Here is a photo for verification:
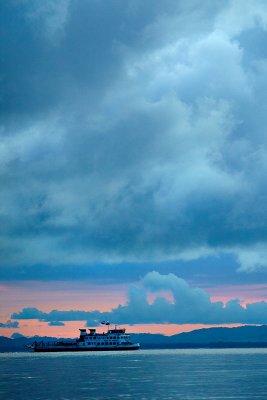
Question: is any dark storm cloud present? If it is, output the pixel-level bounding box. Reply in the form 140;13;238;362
1;1;267;272
2;256;267;288
10;272;267;325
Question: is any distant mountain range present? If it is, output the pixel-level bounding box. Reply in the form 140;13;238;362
131;325;267;348
1;325;267;352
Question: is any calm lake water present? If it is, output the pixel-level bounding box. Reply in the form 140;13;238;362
1;349;267;399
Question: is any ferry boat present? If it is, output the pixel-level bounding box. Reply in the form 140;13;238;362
29;323;140;352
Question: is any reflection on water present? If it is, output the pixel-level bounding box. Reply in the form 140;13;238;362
0;349;267;399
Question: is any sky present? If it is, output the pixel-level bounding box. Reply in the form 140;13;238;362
1;0;267;338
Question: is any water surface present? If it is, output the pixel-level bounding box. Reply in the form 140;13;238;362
1;348;267;399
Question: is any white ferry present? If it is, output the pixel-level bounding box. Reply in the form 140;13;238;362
30;323;140;352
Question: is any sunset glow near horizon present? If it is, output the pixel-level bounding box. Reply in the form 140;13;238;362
1;277;267;338
2;1;267;339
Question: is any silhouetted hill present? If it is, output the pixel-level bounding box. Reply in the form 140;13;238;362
132;325;267;348
0;335;58;352
1;325;267;352
172;325;267;343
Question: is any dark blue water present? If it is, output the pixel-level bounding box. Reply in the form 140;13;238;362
1;349;267;399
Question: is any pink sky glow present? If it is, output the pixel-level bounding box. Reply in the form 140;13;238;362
1;279;266;338
0;320;245;339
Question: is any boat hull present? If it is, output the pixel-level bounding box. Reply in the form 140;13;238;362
34;345;140;352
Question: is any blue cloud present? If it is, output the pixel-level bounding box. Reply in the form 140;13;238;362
10;272;267;325
0;320;19;328
48;321;65;326
1;255;267;286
